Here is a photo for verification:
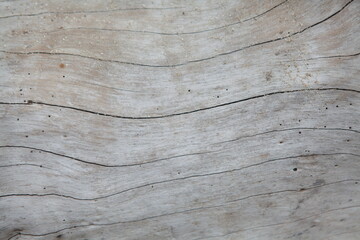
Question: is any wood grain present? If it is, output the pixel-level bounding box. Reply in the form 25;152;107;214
0;0;359;239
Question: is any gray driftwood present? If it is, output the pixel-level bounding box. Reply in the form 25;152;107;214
0;0;359;239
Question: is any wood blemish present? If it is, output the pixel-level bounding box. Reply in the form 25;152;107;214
265;72;272;81
313;179;325;186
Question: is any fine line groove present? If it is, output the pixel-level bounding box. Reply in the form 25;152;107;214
213;127;360;146
43;0;289;36
0;6;182;19
10;181;360;238
0;145;114;168
194;204;360;240
0;0;353;68
0;145;216;168
0;127;358;169
0;163;50;169
0;88;359;119
288;52;360;62
1;153;359;201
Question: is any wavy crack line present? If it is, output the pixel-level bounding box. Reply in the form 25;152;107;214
0;0;353;68
0;7;182;20
213;127;359;145
0;145;216;168
1;88;359;119
42;0;289;36
0;127;358;169
10;181;360;238
1;153;359;201
0;163;50;169
288;52;360;62
0;145;114;168
195;204;360;240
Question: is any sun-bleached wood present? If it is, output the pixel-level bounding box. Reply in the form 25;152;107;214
0;0;359;239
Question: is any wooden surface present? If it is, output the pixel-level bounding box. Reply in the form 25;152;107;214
0;0;360;239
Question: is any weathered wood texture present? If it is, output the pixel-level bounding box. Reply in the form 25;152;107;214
0;0;360;239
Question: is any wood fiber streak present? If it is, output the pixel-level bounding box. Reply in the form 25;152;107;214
0;0;359;240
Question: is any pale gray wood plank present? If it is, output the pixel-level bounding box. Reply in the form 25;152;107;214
0;0;359;239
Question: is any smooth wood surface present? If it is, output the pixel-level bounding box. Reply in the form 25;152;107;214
0;0;359;239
